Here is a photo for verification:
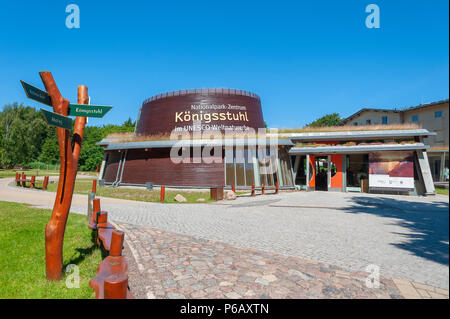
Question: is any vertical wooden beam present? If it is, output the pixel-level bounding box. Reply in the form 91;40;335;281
40;71;87;280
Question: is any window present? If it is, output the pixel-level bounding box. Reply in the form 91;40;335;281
353;122;358;126
366;119;371;125
411;115;419;122
381;116;388;124
435;111;443;118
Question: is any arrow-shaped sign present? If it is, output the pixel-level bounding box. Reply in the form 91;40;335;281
21;80;52;106
69;104;113;118
41;109;72;130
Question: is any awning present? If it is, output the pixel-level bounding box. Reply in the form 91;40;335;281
288;143;429;155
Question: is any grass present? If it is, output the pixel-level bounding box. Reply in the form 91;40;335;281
0;169;96;179
0;169;60;179
105;131;291;143
46;179;215;203
436;187;449;196
0;201;102;299
275;123;422;133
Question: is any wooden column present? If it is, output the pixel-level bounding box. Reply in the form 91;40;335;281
41;71;87;280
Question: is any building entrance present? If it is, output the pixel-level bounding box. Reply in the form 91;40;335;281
315;156;329;191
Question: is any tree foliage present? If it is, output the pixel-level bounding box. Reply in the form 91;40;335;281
0;103;47;167
0;104;135;170
306;113;343;127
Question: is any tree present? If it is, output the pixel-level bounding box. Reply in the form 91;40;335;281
306;113;343;127
0;103;136;169
79;143;103;171
39;132;59;164
0;103;47;167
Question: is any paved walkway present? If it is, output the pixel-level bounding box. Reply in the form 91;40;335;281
1;177;449;297
0;176;144;207
115;221;448;299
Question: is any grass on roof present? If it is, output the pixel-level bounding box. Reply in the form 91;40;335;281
105;131;291;143
274;123;422;133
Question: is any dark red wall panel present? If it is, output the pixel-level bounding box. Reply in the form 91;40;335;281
104;149;225;187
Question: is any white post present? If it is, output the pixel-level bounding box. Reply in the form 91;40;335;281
416;150;436;195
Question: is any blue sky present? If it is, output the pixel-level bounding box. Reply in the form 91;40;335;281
0;0;448;128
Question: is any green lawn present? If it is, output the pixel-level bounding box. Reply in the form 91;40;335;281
0;201;102;299
436;187;449;196
0;169;60;179
46;179;215;203
0;169;97;179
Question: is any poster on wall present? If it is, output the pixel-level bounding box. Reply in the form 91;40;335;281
369;152;415;191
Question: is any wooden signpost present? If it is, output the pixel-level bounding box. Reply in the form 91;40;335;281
21;72;113;280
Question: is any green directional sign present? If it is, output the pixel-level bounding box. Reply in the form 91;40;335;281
21;80;52;106
41;109;72;130
69;104;113;118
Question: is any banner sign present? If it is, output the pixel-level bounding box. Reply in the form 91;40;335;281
369;151;415;191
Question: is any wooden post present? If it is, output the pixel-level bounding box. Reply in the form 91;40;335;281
30;176;36;189
104;273;128;299
97;211;108;225
41;72;88;280
160;186;165;202
93;198;101;213
15;173;20;186
21;172;26;187
42;176;49;190
210;187;224;201
92;179;97;194
109;230;124;257
251;184;255;196
275;182;279;194
262;184;265;195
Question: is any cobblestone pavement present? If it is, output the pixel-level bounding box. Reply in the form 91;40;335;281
114;222;449;299
68;191;449;289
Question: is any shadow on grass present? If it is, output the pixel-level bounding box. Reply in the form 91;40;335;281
63;232;100;268
344;196;449;266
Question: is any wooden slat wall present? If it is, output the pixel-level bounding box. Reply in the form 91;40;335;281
102;152;122;182
104;148;225;187
137;93;265;135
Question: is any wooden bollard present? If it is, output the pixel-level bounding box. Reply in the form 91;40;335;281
15;173;20;186
42;176;49;190
110;230;125;257
97;211;108;225
104;273;128;299
275;182;279;194
21;172;26;187
160;186;165;202
251;184;255;196
92;179;97;194
93;198;101;215
261;184;265;195
30;176;36;189
232;184;236;193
